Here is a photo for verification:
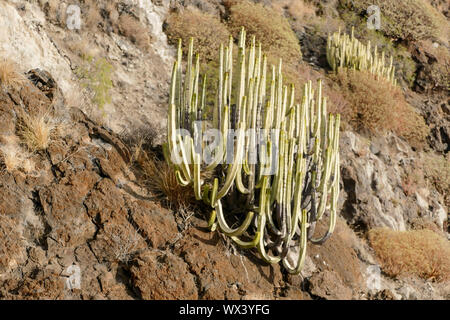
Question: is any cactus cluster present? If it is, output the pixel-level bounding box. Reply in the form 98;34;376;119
327;27;397;85
165;28;341;274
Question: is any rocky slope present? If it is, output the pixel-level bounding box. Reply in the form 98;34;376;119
0;0;448;300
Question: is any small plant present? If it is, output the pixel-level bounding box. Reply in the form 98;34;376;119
423;152;450;208
334;68;429;148
16;111;56;152
165;9;230;62
0;58;26;91
118;14;152;51
368;228;450;282
103;223;142;264
327;28;396;85
227;0;302;65
338;0;447;42
0;140;34;173
75;56;113;112
135;148;196;211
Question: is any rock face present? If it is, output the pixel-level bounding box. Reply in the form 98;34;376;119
0;0;448;300
339;130;447;233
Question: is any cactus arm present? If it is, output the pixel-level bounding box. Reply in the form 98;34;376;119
282;209;308;274
215;200;255;237
208;210;218;232
175;170;190;186
192;140;202;200
216;127;245;200
210;178;219;208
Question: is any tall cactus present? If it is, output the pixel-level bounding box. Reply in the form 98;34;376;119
165;28;341;274
327;27;397;85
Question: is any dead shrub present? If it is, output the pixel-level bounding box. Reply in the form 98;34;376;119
0;58;26;91
368;228;450;282
135;148;196;211
338;0;448;42
0;138;34;174
423;152;450;208
271;0;317;23
82;0;102;30
102;222;142;263
118;14;152;51
165;9;230;61
227;0;302;65
333;69;429;148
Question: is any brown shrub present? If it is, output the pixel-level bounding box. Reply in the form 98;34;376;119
82;0;102;30
333;69;429;148
339;0;448;42
165;9;230;61
401;167;426;197
134;148;196;211
415;40;450;92
118;14;152;51
368;228;450;282
271;0;317;23
227;0;302;65
423;152;450;208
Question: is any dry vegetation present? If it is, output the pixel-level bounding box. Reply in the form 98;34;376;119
0;58;26;91
338;0;448;42
133;146;196;212
368;228;450;282
333;69;429;148
16;111;56;152
118;14;152;51
0;137;34;174
165;9;230;61
415;40;450;91
226;0;302;65
271;0;317;23
423;152;450;208
102;222;142;263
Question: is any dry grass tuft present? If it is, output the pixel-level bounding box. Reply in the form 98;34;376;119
333;69;429;148
134;147;196;211
118;14;152;51
165;9;230;61
0;136;34;174
0;58;26;91
368;228;450;282
17;112;56;152
227;0;302;65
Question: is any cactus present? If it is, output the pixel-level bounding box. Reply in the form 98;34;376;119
327;27;397;85
165;28;341;274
